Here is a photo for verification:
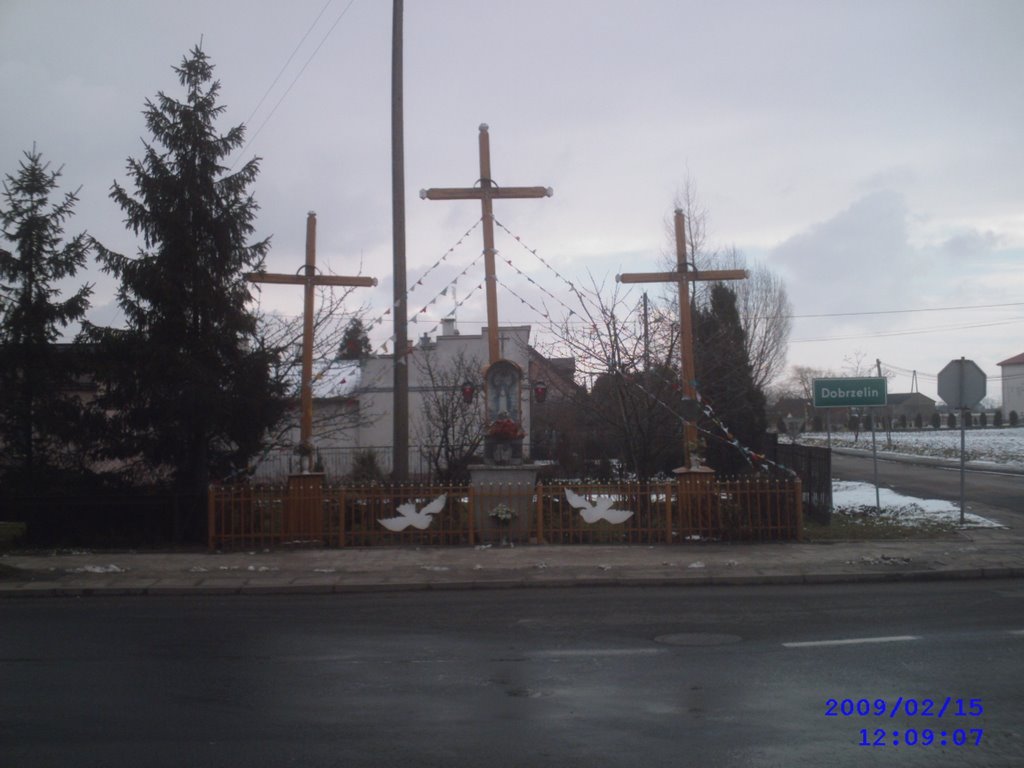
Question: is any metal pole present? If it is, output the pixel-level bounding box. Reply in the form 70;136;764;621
642;291;650;372
300;213;317;472
391;0;409;480
959;357;966;525
870;410;880;513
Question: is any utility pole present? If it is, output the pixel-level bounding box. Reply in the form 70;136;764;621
642;292;650;372
391;0;409;480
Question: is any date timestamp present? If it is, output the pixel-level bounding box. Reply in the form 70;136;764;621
859;729;983;747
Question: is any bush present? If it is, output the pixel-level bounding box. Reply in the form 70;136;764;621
1011;411;1020;427
931;412;941;429
947;412;957;429
994;409;1004;427
347;449;386;483
914;413;924;429
979;411;988;427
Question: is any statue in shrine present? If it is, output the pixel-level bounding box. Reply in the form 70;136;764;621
483;360;524;465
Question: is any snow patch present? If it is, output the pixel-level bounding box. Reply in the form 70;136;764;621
67;564;126;574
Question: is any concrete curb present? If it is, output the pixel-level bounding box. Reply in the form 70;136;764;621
2;565;1022;598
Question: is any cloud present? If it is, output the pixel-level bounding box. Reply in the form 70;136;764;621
770;190;917;309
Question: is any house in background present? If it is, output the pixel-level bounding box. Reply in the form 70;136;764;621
998;352;1024;417
884;392;936;426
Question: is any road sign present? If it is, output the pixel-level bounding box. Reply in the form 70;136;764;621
937;358;986;409
812;377;888;408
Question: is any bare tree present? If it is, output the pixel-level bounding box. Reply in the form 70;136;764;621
662;180;792;391
413;348;486;483
735;259;793;391
537;273;686;477
255;283;376;451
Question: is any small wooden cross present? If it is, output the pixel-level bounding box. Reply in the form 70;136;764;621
247;212;377;471
420;123;552;364
617;209;747;467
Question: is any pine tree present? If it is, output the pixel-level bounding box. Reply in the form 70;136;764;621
338;318;372;361
88;46;284;531
693;283;767;474
0;147;93;485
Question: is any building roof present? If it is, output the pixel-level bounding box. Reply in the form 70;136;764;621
997;352;1024;367
887;392;935;405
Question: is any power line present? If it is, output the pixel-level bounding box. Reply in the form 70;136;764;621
790;317;1024;343
788;301;1024;320
232;0;358;167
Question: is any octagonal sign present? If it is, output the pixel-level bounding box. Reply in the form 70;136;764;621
937;358;986;409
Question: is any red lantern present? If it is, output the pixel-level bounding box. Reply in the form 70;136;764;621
533;380;548;403
460;381;476;404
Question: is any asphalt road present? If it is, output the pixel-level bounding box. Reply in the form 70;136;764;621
831;452;1024;517
3;582;1023;767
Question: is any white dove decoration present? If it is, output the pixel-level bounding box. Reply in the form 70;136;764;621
564;488;634;525
378;494;447;532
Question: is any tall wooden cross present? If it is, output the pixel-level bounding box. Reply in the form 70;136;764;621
247;212;377;471
617;209;747;468
420;123;553;364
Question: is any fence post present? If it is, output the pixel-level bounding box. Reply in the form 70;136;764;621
535;481;544;544
794;478;804;541
207;485;216;551
467;484;475;545
338;487;346;547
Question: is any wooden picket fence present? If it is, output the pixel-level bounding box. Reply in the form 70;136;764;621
208;475;802;550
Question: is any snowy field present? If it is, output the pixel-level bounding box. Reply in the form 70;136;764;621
801;427;1024;470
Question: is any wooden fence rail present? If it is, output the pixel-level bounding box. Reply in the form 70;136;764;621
208;477;802;550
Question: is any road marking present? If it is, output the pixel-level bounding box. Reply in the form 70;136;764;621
536;648;666;658
783;635;920;648
1009;630;1024;636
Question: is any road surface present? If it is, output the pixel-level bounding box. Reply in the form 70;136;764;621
3;583;1023;767
831;452;1023;518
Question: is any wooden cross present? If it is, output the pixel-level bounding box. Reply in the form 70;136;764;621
246;212;377;471
616;209;747;468
420;123;552;364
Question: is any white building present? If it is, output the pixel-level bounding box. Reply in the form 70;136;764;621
997;352;1024;417
356;319;535;463
254;319;540;479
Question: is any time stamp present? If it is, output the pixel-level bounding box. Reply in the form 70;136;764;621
825;697;985;748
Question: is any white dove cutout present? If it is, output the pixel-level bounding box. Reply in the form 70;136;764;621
564;488;634;525
378;494;447;532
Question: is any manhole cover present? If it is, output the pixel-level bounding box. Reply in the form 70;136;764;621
654;633;742;647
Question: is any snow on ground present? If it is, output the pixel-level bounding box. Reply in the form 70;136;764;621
832;481;1003;529
802;426;1024;469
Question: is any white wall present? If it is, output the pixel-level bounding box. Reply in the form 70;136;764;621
1002;362;1024;416
355;324;534;452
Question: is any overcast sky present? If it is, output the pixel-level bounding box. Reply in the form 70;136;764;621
2;0;1022;403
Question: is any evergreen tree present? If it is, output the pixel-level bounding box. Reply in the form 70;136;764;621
338;318;372;361
0;147;92;485
693;283;767;474
87;46;284;531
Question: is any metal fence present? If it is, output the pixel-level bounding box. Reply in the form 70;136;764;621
208;476;802;549
248;446;448;483
765;439;833;524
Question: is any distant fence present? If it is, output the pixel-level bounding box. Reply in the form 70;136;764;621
208;476;802;550
2;491;203;547
248;446;447;483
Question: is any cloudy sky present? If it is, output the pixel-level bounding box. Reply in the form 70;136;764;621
2;0;1022;404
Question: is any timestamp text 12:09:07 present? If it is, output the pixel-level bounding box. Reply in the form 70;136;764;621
859;729;983;747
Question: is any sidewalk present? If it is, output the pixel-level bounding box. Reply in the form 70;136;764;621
2;507;1022;597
